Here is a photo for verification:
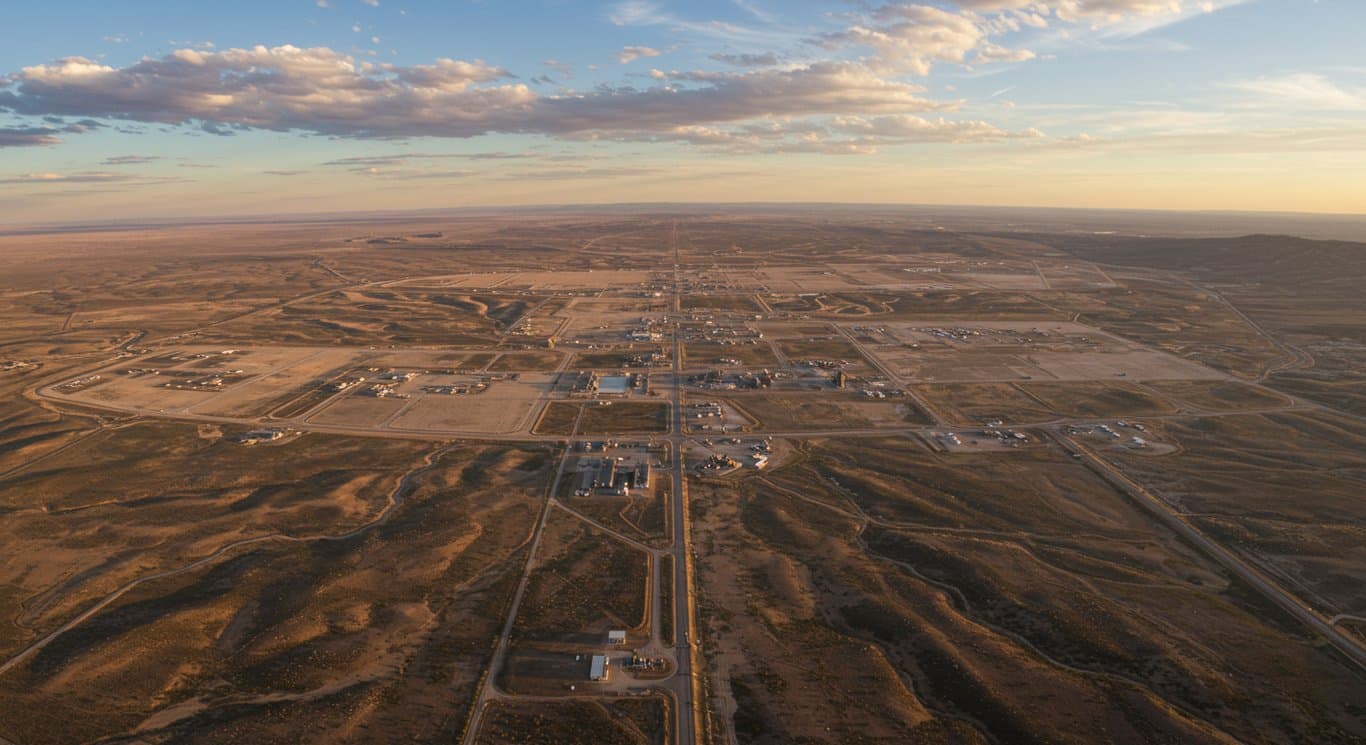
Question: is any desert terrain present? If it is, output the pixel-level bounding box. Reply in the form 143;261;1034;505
0;210;1362;744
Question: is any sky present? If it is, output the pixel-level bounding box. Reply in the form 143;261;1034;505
2;0;1364;224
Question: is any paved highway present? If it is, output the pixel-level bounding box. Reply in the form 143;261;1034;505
1059;431;1366;671
666;220;701;745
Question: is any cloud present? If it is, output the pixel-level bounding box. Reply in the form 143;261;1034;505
0;46;954;142
0;171;131;185
263;169;308;176
975;43;1036;64
321;151;539;167
550;62;951;134
568;111;1042;155
0;47;524;138
733;0;778;24
101;154;161;165
952;0;1198;24
1043;126;1366;153
609;1;664;27
831;114;1044;142
353;167;472;180
619;46;663;64
544;59;574;79
824;1;1241;75
1229;73;1366;111
0;126;62;148
708;52;779;68
0;116;102;148
823;5;1014;76
492;166;663;181
0;169;194;193
608;0;796;46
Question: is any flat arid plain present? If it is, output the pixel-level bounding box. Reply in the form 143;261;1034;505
0;210;1363;744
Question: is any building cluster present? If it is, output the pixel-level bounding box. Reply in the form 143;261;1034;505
984;423;1031;445
624;350;670;368
506;320;544;338
687;401;725;420
699;437;774;468
325;378;363;393
362;383;406;399
699;453;742;473
628;319;666;342
625;649;668;672
574;457;652;497
858;384;909;399
422;380;489;395
1067;421;1150;449
908;325;1100;351
58;374;103;392
932;424;1032;449
0;360;37;373
570;372;643;398
690;369;774;391
571;371;599;396
162;369;245;391
236;428;285;445
682;315;765;345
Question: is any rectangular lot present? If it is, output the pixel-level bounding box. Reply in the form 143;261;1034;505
51;346;357;417
395;270;660;292
389;375;554;434
47;346;557;436
856;321;1224;383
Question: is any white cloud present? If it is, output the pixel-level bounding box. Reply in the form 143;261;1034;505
824;4;1035;76
609;1;664;27
1230;73;1366;112
0;170;130;184
830;114;1045;143
619;45;662;64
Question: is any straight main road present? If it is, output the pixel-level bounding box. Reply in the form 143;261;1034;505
667;220;701;745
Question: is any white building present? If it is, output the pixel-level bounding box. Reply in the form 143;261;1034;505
590;655;610;681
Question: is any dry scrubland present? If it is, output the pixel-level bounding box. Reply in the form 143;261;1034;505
0;436;554;743
692;437;1364;744
0;212;1363;744
500;508;650;696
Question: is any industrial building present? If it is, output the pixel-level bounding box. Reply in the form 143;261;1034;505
598;375;632;396
237;429;285;445
589;655;610;681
